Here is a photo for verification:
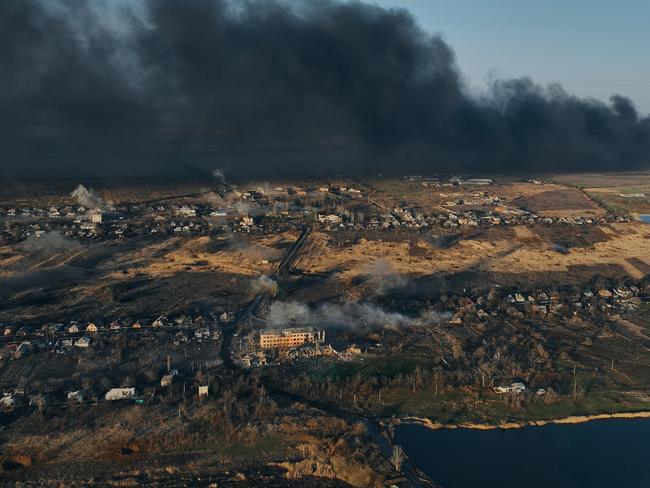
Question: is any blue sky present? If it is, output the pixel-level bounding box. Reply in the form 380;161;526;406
366;0;650;114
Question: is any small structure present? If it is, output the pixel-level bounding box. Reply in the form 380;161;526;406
345;344;362;355
160;374;176;387
67;390;85;403
105;388;136;401
0;395;16;411
198;385;209;398
86;323;98;333
75;336;91;348
494;382;527;394
598;289;613;298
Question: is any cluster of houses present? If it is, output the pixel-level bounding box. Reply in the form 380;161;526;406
1;176;639;245
1;312;230;361
313;200;631;233
441;284;645;326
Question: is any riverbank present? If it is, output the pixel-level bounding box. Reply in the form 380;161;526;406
392;410;650;431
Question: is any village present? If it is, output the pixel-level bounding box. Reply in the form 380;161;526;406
0;176;635;247
1;174;649;486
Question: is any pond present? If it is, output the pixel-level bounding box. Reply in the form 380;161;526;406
395;419;650;488
639;215;650;223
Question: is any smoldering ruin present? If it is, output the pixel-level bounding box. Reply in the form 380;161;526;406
1;0;649;180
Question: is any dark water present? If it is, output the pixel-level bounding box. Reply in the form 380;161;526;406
396;420;650;488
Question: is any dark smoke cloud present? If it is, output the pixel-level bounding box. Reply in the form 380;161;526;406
1;0;649;180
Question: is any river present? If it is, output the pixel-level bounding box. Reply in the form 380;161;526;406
395;419;650;488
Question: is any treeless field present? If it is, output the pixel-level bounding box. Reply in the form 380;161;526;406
506;185;604;217
552;171;650;188
296;223;650;282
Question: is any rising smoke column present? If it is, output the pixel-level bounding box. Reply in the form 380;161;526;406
0;0;649;179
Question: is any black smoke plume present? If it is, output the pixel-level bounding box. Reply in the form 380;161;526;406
1;0;649;180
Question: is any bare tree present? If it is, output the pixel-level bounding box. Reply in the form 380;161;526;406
391;445;406;472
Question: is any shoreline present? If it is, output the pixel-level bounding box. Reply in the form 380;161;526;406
391;411;650;431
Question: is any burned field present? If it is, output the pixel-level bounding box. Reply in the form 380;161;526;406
1;176;650;486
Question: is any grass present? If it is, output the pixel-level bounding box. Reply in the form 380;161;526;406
307;356;437;382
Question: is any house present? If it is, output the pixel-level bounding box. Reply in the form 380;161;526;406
86;323;98;333
67;390;85;403
160;372;176;387
198;385;209;398
494;382;527;394
0;395;16;411
75;336;91;348
534;305;548;315
132;322;142;329
598;289;613;298
68;324;80;333
344;344;362;355
318;214;342;224
105;388;136;401
449;313;463;325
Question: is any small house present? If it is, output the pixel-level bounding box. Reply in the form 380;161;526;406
75;337;91;348
160;374;175;387
105;388;136;401
67;390;85;403
598;289;613;298
86;323;98;333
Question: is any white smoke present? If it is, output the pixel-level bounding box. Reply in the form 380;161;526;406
256;182;272;194
212;168;226;183
202;189;223;205
266;300;444;330
71;184;104;209
360;259;410;295
233;201;267;217
252;275;278;296
20;231;82;256
268;301;310;325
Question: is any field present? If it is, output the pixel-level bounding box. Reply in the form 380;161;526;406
0;231;296;324
295;222;650;289
553;171;650;216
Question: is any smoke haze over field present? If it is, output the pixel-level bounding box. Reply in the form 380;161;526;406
1;0;649;180
267;300;451;330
